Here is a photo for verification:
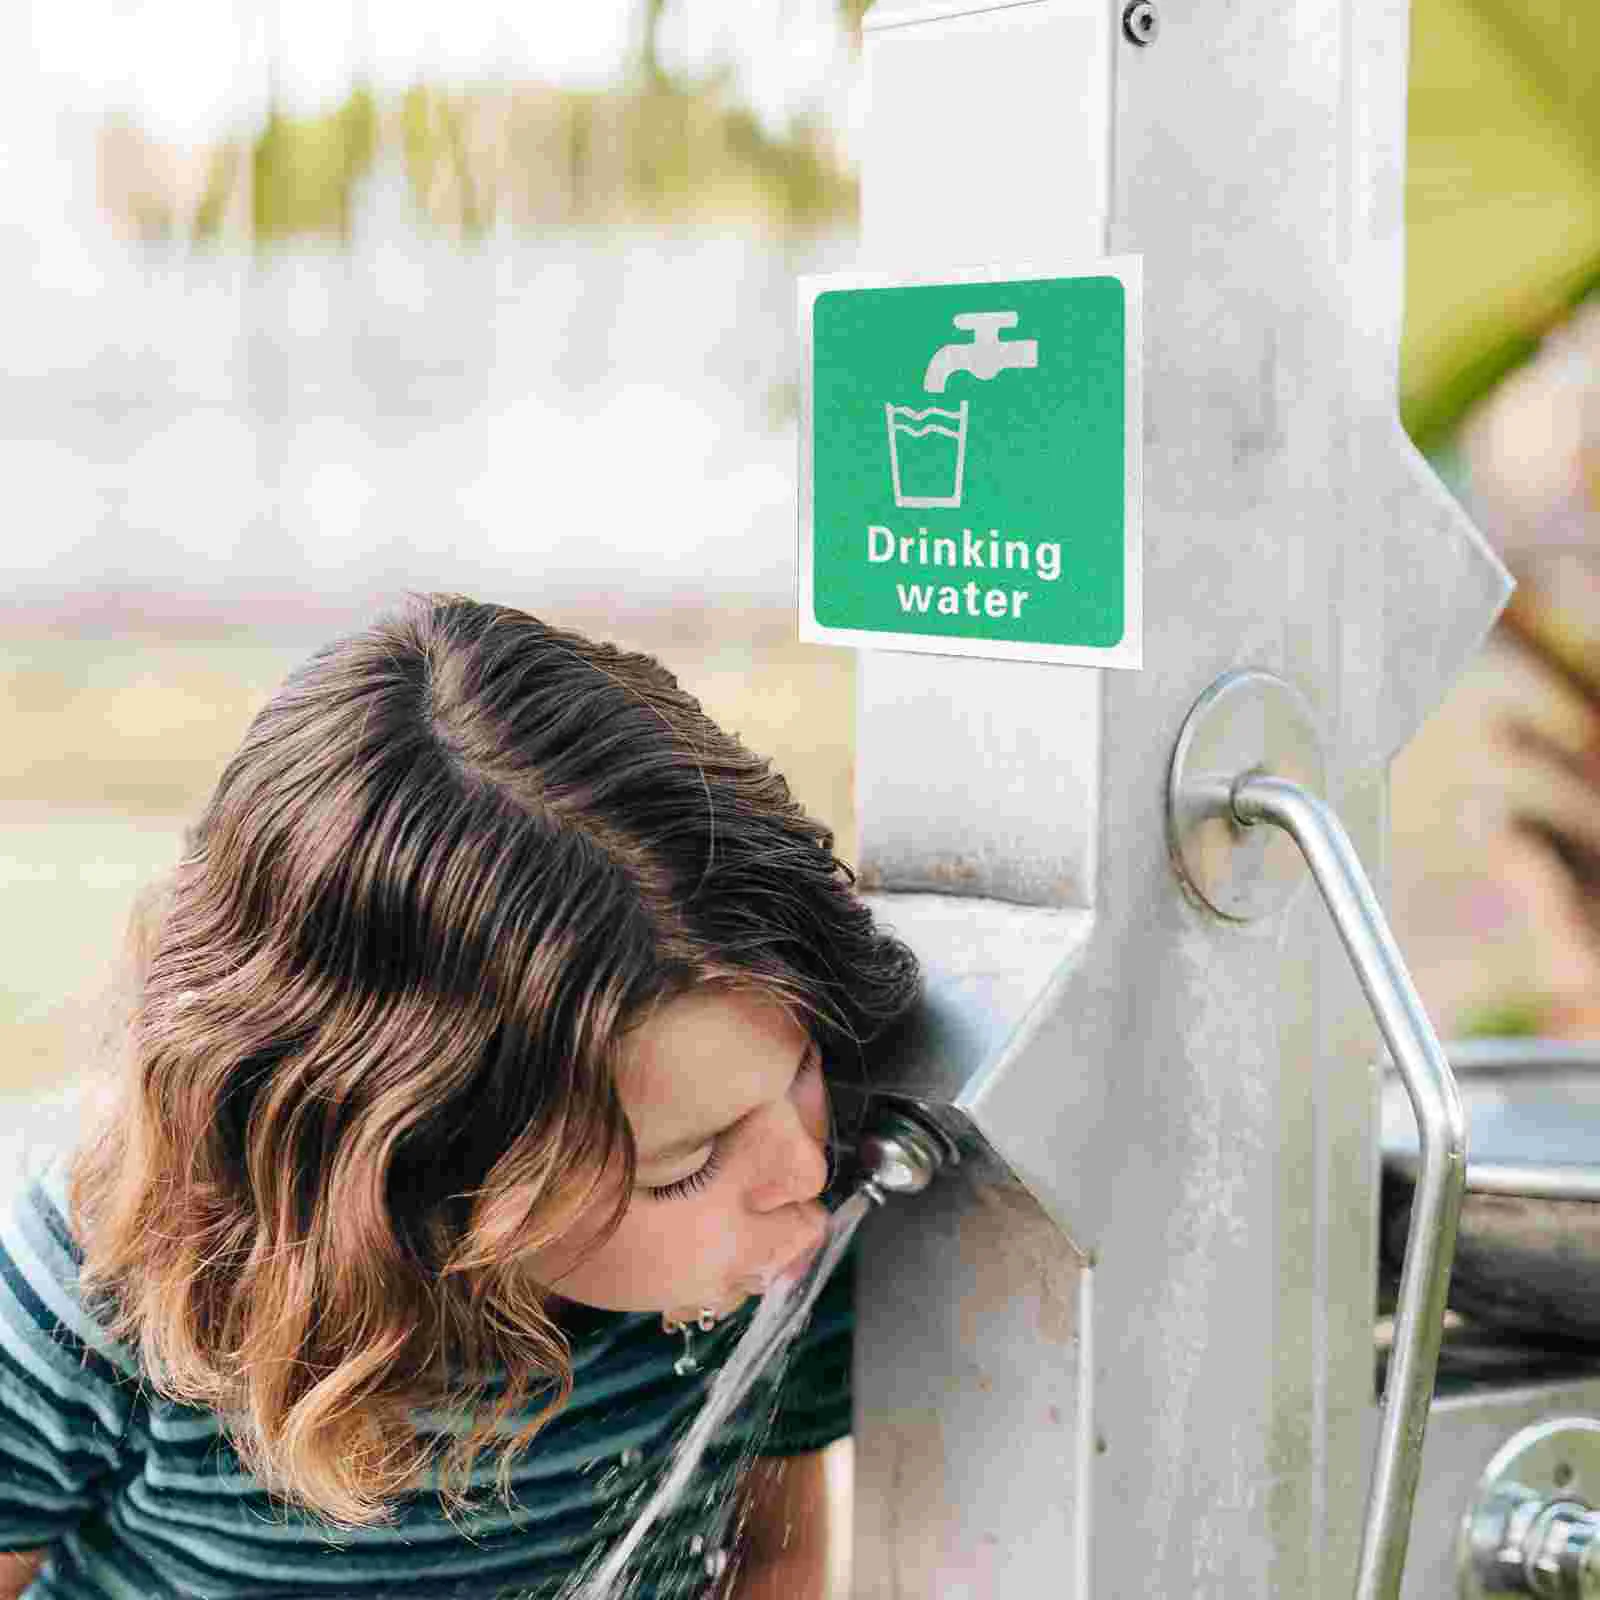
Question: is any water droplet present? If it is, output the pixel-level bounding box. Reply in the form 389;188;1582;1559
689;1534;705;1556
703;1547;729;1579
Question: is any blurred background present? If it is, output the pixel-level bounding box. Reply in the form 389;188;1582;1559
2;0;1599;1147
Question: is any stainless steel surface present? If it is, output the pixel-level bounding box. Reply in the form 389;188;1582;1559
822;892;1097;1200
1380;1043;1600;1340
1394;1165;1600;1204
1384;1043;1600;1200
1167;669;1327;922
1436;1042;1600;1073
1228;768;1468;1600
851;1153;1095;1597
1457;1419;1600;1598
846;0;1513;1593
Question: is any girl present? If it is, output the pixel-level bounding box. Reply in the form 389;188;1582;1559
0;593;923;1599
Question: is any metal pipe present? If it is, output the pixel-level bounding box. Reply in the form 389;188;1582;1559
1230;771;1468;1600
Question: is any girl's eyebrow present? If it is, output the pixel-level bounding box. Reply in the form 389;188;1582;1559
639;1041;818;1164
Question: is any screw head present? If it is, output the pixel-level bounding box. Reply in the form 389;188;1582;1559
1122;1;1159;44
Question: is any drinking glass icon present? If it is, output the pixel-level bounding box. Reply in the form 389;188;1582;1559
885;401;969;509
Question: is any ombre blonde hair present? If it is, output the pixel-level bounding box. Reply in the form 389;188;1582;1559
65;592;922;1533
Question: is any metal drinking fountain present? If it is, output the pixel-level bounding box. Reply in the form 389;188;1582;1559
816;0;1518;1595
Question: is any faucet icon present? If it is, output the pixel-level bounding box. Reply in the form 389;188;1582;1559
923;311;1039;394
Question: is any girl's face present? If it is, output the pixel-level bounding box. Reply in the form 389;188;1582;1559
523;987;833;1323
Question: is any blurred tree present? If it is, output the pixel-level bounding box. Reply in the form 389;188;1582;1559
251;86;379;244
105;0;863;246
400;86;495;237
193;145;242;243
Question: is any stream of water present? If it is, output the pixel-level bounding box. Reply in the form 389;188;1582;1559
559;1186;876;1600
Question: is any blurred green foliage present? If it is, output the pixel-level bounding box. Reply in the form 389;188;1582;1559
166;75;856;245
145;1;861;246
251;87;380;243
1456;999;1546;1039
1400;0;1600;454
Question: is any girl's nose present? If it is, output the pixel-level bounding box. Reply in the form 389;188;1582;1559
748;1106;830;1212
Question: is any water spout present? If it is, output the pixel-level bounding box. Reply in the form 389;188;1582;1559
854;1104;957;1206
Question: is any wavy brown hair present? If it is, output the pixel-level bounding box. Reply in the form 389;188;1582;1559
65;591;923;1532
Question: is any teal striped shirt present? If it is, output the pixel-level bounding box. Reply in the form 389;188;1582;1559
0;1149;855;1599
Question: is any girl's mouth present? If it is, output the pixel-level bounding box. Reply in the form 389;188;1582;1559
768;1236;824;1290
740;1212;831;1293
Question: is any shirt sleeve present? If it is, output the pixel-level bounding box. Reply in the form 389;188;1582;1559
0;1150;138;1552
756;1229;857;1458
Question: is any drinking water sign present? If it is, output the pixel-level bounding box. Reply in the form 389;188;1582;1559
797;258;1142;669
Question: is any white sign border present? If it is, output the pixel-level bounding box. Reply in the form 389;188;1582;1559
797;254;1143;670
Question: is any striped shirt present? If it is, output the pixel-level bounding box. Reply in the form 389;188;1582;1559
0;1149;855;1599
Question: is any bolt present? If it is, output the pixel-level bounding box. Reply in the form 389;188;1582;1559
1122;1;1159;45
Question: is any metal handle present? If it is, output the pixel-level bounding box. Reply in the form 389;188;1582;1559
1229;771;1468;1600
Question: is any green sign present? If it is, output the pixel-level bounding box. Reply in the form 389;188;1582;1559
798;259;1141;669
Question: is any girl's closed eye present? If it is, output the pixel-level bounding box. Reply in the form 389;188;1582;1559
641;1144;725;1202
638;1048;821;1203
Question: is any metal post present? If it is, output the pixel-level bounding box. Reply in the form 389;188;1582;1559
839;1;1513;1594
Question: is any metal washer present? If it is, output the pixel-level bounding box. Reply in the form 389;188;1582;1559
1166;668;1328;922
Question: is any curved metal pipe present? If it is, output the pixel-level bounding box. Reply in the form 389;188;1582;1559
1230;771;1468;1600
